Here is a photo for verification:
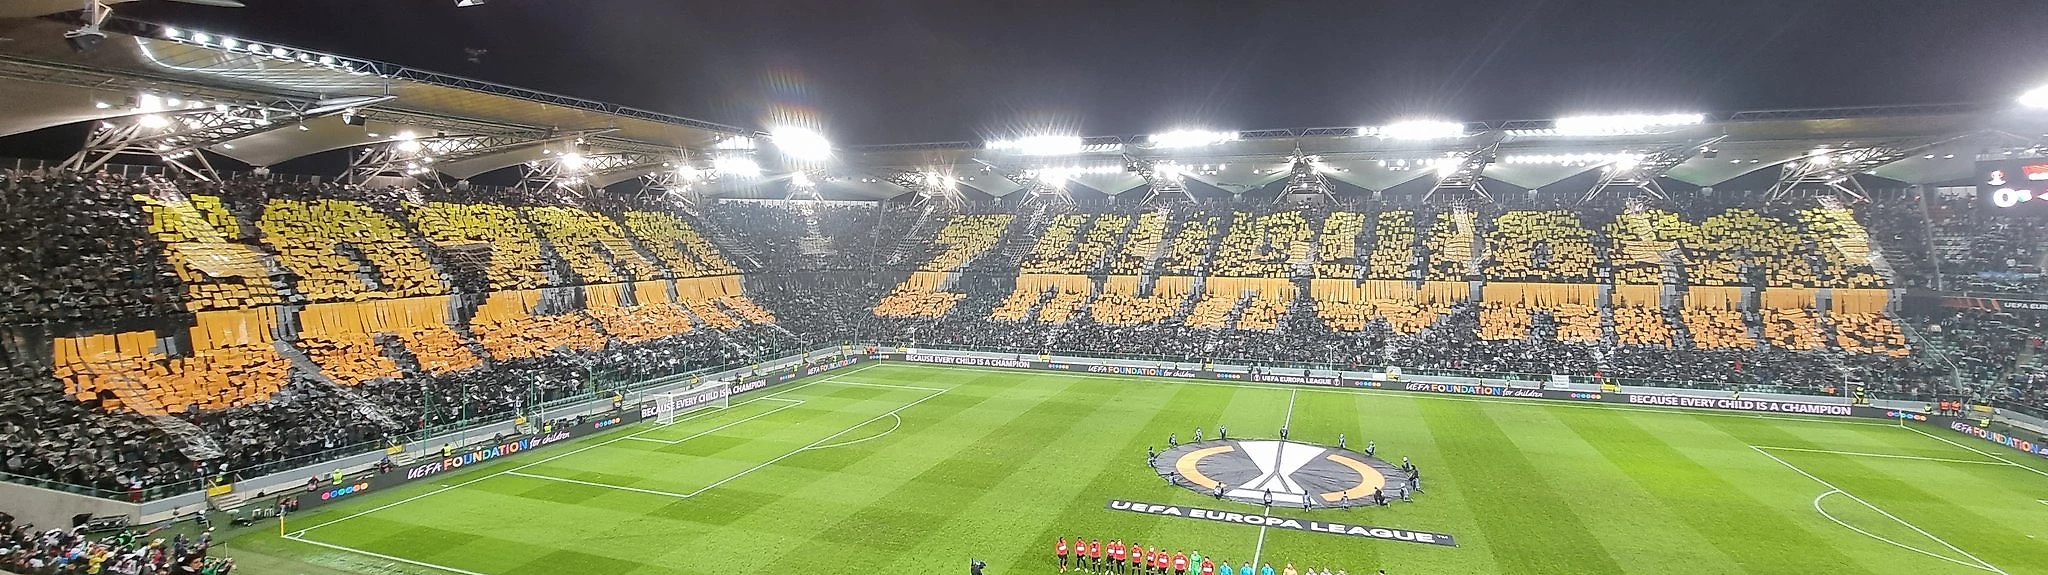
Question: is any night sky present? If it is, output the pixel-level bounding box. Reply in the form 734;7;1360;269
102;0;2048;146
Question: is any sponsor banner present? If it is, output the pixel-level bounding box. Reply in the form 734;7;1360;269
1949;420;2048;459
1621;394;1855;416
1402;382;1543;398
882;351;1914;420
204;483;233;497
1883;409;1931;423
1252;373;1348;386
406;430;576;480
1104;500;1456;547
1083;364;1208;379
903;353;1034;368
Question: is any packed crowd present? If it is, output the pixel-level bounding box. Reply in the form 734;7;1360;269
5;167;2048;504
0;172;801;499
0;512;231;575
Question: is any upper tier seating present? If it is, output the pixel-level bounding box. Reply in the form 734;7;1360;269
12;183;2041;501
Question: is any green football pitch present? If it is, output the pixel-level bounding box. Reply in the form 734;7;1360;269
222;361;2048;575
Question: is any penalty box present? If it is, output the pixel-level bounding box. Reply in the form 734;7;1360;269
487;379;946;500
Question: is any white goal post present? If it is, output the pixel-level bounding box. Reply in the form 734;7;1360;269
650;379;734;425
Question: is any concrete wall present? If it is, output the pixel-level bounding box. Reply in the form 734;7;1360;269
0;479;139;533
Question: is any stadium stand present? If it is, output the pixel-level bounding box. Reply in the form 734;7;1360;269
9;169;2048;504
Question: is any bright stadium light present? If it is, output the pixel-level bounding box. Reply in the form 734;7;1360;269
713;156;762;178
2020;85;2048;109
988;135;1086;156
770;127;833;161
1551;113;1704;136
1365;120;1465;140
1148;129;1239;149
560;152;587;170
1501;152;1642;166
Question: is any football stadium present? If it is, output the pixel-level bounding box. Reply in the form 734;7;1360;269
0;2;2046;574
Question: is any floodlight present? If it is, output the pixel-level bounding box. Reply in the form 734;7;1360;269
1432;157;1462;177
560;153;587;170
1368;120;1465;140
989;135;1085;156
1552;113;1704;136
162;28;182;39
2020;85;2048;109
713;156;761;178
1148;129;1239;148
138;115;170;129
770;127;833;161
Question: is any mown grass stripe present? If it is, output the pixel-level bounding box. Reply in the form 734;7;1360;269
1559;408;1866;574
1417;399;1628;575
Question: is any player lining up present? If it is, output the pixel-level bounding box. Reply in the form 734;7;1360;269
1052;537;1370;575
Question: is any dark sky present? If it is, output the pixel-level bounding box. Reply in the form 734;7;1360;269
118;0;2048;146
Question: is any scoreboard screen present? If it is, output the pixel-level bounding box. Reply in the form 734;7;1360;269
1980;158;2048;212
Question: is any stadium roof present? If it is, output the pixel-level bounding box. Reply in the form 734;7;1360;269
4;13;2047;201
0;15;755;186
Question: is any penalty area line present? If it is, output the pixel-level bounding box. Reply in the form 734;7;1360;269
1895;423;2048;480
1753;446;2008;575
633;400;806;445
282;532;485;575
502;471;692;499
806;412;902;451
1811;490;2000;573
1750;446;2011;466
685;387;948;497
283;361;886;535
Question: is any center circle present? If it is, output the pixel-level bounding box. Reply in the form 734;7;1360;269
1151;439;1412;508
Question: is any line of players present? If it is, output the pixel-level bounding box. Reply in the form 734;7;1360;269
1054;537;1379;575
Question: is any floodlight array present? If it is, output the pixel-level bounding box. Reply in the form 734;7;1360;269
1500;152;1644;166
159;27;372;76
770;127;833;161
712;156;762;178
1146;129;1240;149
1022;164;1120;183
1360;120;1466;140
987;135;1087;156
2021;86;2048;109
1508;113;1705;137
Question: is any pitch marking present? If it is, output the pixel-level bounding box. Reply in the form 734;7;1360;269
1895;423;2048;480
807;412;902;451
1751;446;2009;466
1811;491;1996;572
685;388;948;497
631;401;806;445
1252;389;1297;567
288;361;884;534
503;471;692;499
282;533;486;575
1754;446;2007;575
